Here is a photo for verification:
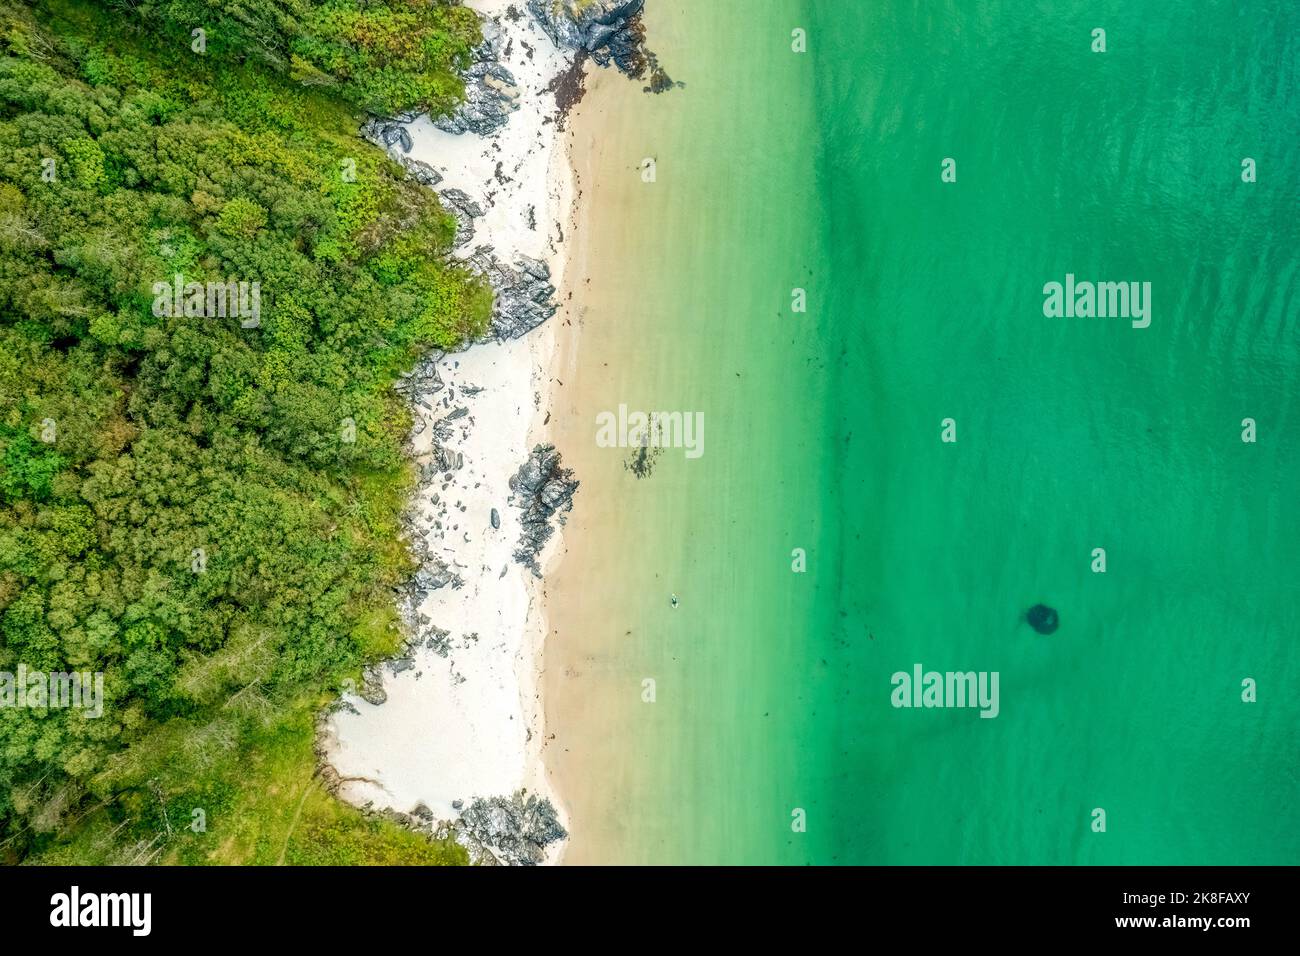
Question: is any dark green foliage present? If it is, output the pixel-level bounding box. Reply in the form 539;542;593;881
98;0;481;117
0;0;487;862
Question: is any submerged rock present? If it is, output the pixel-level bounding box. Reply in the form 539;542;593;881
1026;604;1060;635
509;444;578;576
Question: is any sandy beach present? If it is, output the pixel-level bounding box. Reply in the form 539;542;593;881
540;50;685;862
321;0;580;864
320;0;681;865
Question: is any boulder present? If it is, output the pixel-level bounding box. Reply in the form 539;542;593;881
527;0;652;78
439;188;485;248
463;245;559;341
433;61;522;136
454;790;568;866
509;444;578;576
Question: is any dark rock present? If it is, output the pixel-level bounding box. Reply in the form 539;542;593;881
402;158;444;187
527;0;655;80
490;507;501;529
434;61;522;136
586;22;620;51
1026;604;1059;635
359;666;387;706
439;189;485;248
393;354;445;401
455;790;567;866
359;117;398;149
464;245;559;340
509;444;578;576
359;119;414;153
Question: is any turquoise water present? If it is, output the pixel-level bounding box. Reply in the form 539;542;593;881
811;0;1300;863
559;0;1298;864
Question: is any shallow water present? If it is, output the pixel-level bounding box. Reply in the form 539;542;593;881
548;0;1299;864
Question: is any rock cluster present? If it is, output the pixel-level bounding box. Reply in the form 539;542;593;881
527;0;650;76
358;119;447;188
508;444;579;576
393;353;445;405
354;790;567;866
433;20;522;136
359;668;387;706
454;790;568;866
464;245;559;341
439;189;486;248
361;115;415;154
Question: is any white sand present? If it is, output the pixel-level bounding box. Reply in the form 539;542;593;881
322;0;577;863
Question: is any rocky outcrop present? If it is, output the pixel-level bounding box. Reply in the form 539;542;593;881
433;21;522;136
359;120;448;189
357;789;567;866
389;355;470;660
464;245;559;341
359;667;387;706
527;0;648;75
361;116;414;154
400;158;443;188
393;353;445;405
439;188;486;248
454;790;568;866
509;444;578;576
527;0;675;91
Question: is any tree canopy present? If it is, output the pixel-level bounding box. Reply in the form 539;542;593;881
0;0;486;863
98;0;481;116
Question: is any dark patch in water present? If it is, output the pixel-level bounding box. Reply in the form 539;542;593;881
625;438;662;479
1026;604;1059;635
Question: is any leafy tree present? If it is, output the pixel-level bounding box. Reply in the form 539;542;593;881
0;0;486;863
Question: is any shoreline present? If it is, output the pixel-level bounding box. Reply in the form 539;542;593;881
321;0;583;865
537;67;640;865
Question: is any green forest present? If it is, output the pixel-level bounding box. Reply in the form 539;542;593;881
0;0;489;863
